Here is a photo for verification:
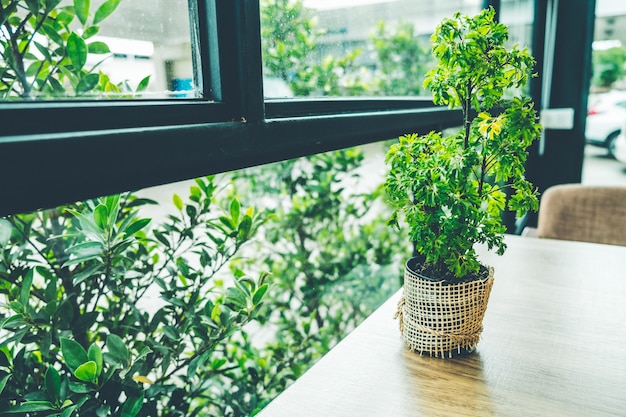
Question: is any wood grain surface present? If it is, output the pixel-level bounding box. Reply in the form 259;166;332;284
257;236;626;417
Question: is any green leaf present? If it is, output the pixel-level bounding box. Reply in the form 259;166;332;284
60;338;88;372
153;230;170;247
25;0;39;15
20;269;33;306
93;0;122;25
211;303;221;325
125;218;150;236
45;366;61;401
41;21;64;45
62;396;88;417
225;288;247;310
186;205;197;219
34;41;53;63
44;300;58;317
162;325;179;340
219;216;235;230
74;0;90;26
56;8;76;25
0;2;17;25
88;41;110;54
0;374;10;395
134;346;152;362
106;333;129;365
68;241;103;257
61;405;79;417
26;61;43;78
211;358;227;370
189;185;202;199
136;75;151;92
93;204;108;230
88;343;103;377
238;215;252;239
47;76;65;94
105;194;121;225
0;218;12;246
120;392;144;417
252;283;269;305
230;199;241;225
173;194;183;211
68;381;93;393
187;350;211;378
76;73;100;94
83;25;100;39
74;360;97;382
9;301;23;313
63;252;102;268
67;208;103;239
4;401;55;413
45;0;63;11
67;32;88;71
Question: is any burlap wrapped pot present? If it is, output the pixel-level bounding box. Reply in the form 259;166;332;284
395;257;494;358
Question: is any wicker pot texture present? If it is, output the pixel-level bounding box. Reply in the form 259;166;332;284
395;257;494;358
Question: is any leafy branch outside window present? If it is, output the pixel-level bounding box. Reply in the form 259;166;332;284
0;0;148;99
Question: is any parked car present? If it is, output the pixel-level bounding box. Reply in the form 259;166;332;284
613;132;626;164
613;111;626;165
586;91;626;157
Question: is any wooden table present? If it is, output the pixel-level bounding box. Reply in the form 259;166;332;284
257;236;626;417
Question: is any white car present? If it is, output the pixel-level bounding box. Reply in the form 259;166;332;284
586;91;626;156
614;132;626;164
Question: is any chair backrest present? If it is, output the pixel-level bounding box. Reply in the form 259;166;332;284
536;184;626;246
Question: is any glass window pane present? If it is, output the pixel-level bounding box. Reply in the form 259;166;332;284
500;0;535;96
1;142;403;414
0;0;200;100
592;0;626;93
582;0;626;177
500;0;534;51
260;0;481;98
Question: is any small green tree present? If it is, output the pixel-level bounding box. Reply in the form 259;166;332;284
592;46;626;89
385;8;542;279
0;0;148;99
371;20;433;96
261;0;445;98
298;50;370;96
260;0;370;96
260;0;316;86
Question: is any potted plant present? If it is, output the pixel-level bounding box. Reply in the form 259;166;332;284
385;8;542;358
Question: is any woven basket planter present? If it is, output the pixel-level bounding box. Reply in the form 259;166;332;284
395;257;494;358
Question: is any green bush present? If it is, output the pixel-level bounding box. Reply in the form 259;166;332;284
371;20;434;96
0;177;267;416
1;147;405;416
592;46;626;89
220;146;407;414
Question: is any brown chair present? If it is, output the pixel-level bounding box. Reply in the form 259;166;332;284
534;184;626;246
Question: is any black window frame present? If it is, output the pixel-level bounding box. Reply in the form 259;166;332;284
0;0;463;216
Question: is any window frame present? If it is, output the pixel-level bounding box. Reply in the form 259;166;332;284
0;0;462;216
